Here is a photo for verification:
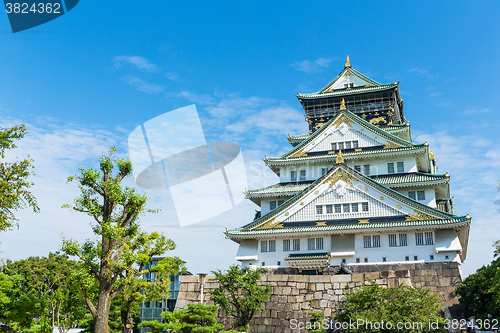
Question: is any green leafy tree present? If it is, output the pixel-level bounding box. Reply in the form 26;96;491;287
456;257;500;320
335;281;444;333
210;265;271;332
139;303;225;333
493;239;500;258
120;257;184;333
0;124;39;231
308;312;326;333
1;253;86;333
61;147;175;333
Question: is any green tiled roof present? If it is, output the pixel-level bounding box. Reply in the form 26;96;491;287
298;84;396;99
289;133;309;140
268;145;427;166
227;217;469;236
236;164;457;233
370;173;448;186
279;109;421;160
246;172;448;198
286;252;331;259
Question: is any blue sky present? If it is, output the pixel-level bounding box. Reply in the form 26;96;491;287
0;1;499;277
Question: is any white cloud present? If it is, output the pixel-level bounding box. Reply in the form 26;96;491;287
291;57;336;73
164;72;183;82
414;130;500;277
178;91;216;105
125;76;163;94
113;55;159;73
463;108;490;115
409;67;436;80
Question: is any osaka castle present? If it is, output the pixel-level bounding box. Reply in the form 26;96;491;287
225;56;471;273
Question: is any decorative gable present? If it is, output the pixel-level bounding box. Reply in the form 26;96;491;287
288;112;408;158
250;166;450;231
323;68;379;92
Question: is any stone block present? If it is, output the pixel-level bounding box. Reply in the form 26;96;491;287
287;296;296;303
187;283;195;292
182;276;199;283
320;300;328;308
296;295;304;303
439;277;451;287
325;283;332;290
331;274;352;283
399;278;412;287
322;293;331;300
314;291;323;299
283;287;292;294
395;270;410;278
387;278;398;288
297;282;306;289
334;289;343;295
310;275;331;283
365;271;380;280
316;283;325;291
324;307;332;317
351;273;364;282
305;293;313;301
333;282;340;289
292;303;300;311
291;288;300;296
375;278;387;285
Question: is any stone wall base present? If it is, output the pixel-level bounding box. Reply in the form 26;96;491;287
175;262;469;333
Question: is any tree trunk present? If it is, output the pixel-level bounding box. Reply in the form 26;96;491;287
121;299;134;333
94;283;112;333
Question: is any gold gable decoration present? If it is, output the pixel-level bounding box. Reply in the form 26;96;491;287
324;168;355;187
336;149;344;164
332;114;354;128
383;141;403;149
340;98;346;110
405;210;437;222
345;55;351;68
254;217;284;230
289;148;308;158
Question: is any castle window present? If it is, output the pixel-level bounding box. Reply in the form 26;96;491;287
262;262;265;266
405;256;410;261
351;203;359;212
338;142;344;150
382;257;387;262
278;200;284;206
342;258;346;264
417;191;425;200
425;232;433;245
408;191;416;200
363;165;370;176
326;205;333;214
343;203;350;213
445;255;449;260
430;255;434;260
321;167;328;176
362;202;369;212
414;256;418;261
372;235;381;248
316;238;324;250
334;204;342;213
283;239;290;251
331;143;337;150
356;258;360;263
363;236;372;248
387;162;395;174
269;240;276;252
277;261;281;266
399;234;408;246
270;201;277;210
293;239;301;251
316;205;323;214
397;162;404;173
389;234;397;247
299;170;306;181
415;233;424;246
308;238;315;250
261;241;268;252
353;141;359;148
345;141;352;149
291;171;297;182
364;258;368;263
354;165;361;172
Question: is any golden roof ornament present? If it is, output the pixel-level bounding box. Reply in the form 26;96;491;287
345;55;351;68
336;149;344;164
340;98;346;111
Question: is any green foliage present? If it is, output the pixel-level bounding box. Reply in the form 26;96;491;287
210;265;271;331
0;253;86;333
0;124;39;231
335;281;444;332
308;312;326;333
493;239;500;258
456;257;500;320
139;303;223;333
60;147;176;333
